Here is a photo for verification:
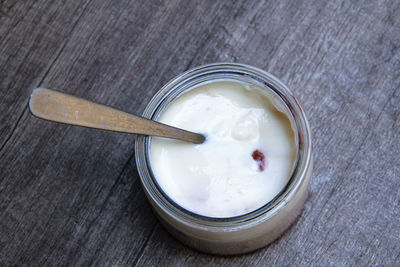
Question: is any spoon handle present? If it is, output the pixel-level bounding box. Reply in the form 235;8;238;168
29;88;205;144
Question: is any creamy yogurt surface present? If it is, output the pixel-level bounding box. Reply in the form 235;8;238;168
150;80;297;218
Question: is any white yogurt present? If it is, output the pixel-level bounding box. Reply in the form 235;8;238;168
150;80;297;218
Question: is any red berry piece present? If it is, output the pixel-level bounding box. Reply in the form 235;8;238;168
252;149;267;171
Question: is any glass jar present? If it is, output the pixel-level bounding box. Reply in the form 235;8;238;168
135;63;313;255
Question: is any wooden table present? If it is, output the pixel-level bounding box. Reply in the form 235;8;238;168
1;1;399;265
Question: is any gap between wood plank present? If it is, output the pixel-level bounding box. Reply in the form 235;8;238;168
0;99;28;157
0;0;93;158
35;0;93;87
132;222;159;267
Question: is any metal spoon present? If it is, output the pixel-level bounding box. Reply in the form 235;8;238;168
29;88;205;144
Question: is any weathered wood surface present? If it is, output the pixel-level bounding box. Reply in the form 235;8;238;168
0;0;399;265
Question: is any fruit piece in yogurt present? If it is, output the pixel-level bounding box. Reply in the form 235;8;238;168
252;149;267;171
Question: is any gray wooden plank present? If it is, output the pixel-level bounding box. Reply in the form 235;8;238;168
0;0;399;266
0;0;91;147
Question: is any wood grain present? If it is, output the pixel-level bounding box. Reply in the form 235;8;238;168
1;0;399;266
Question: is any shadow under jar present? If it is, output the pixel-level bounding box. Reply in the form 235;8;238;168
135;63;313;255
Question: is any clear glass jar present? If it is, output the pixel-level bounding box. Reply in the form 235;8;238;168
135;63;313;255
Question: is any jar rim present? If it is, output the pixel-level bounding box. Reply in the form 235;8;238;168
135;63;312;231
